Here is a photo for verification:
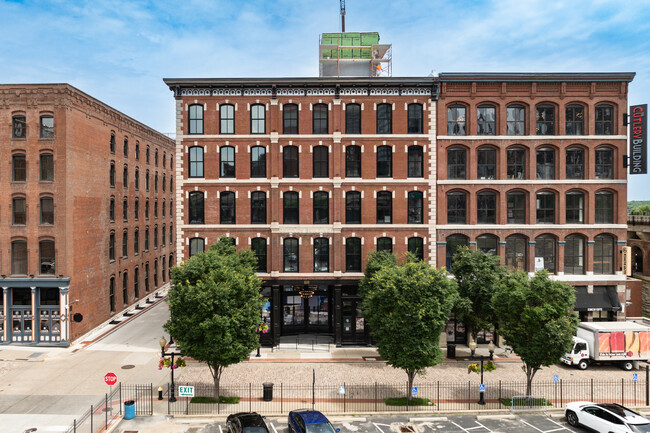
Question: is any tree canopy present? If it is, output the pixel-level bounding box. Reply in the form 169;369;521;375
360;251;458;399
492;270;578;395
165;237;263;395
451;247;506;339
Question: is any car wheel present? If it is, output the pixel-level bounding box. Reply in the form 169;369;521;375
623;361;634;371
566;410;579;427
578;360;588;370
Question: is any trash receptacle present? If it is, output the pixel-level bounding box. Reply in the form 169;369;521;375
447;343;456;359
124;400;135;420
263;382;273;401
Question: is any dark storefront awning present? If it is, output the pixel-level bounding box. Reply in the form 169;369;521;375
574;286;622;312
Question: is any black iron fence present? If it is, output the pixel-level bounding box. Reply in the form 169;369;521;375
63;383;152;433
167;378;650;415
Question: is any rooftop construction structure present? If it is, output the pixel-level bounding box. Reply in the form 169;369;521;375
319;32;392;77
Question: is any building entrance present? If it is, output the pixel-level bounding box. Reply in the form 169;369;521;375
282;290;331;335
341;299;365;344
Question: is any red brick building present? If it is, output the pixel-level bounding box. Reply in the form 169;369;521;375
0;84;175;345
165;72;637;346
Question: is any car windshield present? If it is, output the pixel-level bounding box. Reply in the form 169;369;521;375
630;424;650;433
243;427;268;433
306;422;336;433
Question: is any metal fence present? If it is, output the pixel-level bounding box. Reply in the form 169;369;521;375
63;383;152;433
167;379;650;415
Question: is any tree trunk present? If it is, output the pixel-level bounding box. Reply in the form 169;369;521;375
406;369;416;404
524;364;538;396
208;363;224;400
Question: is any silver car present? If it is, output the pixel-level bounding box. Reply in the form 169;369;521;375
565;401;650;432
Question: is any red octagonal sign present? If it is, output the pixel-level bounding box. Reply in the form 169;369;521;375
104;372;117;386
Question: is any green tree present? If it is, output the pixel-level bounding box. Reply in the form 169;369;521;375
492;270;578;395
165;237;263;397
451;247;506;339
360;251;458;401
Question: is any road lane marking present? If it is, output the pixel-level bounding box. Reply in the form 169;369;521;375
373;423;391;433
219;425;223;433
271;423;279;433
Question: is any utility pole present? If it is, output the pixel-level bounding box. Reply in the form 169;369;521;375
340;0;346;32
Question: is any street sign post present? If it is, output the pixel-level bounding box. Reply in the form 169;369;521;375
634;373;639;382
553;374;559;383
104;372;117;386
339;385;345;395
479;384;486;393
412;386;417;396
179;386;195;397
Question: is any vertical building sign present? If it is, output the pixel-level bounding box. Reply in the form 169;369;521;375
630;104;647;174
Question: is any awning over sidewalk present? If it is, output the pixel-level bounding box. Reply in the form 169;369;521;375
574;286;622;312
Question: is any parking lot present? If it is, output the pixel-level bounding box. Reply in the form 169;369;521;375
192;414;583;433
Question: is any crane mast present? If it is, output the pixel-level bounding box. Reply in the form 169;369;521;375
340;0;346;32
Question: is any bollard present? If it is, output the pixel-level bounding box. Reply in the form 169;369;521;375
158;386;163;401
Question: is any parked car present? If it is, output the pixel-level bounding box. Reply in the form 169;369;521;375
288;409;340;433
227;412;270;433
565;401;650;432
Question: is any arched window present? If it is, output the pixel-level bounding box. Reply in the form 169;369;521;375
109;161;115;187
566;147;585;179
135;141;140;160
123;197;128;221
507;105;525;135
377;237;392;253
506;191;525;224
12;114;26;138
134;229;139;254
408;237;424;261
108;232;115;261
283;238;299;272
377;103;392;134
477;105;496;135
251;238;267;272
536;191;556;223
40;197;54;225
313;191;329;224
477;234;498;255
564;234;585;275
346;191;361;224
109;197;115;222
536;104;555;135
313;238;329;272
134;168;140;190
376;145;392;177
596;104;614;135
153;226;158;249
408;145;423;177
134;267;139;299
505;235;527;271
251;191;267;224
477;147;496;179
251;146;266;178
446;234;468;270
40;114;54;138
565;104;585;135
283;103;299;134
251;104;266;134
594;234;615;275
122;230;128;258
313;146;329;178
283;191;299;224
376;191;392;224
189;104;203;134
447;191;467;224
220;191;236;224
345;103;361;134
477;191;497;224
345;145;361;177
346;237;362;272
144;228;150;251
12;196;26;225
40;153;54;181
145;198;150;219
39;240;55;275
566;191;585;224
313;103;328;134
122;272;129;305
189;238;205;257
220;146;235;178
408;191;423;224
506;147;526;179
447;147;466;179
123;137;129;158
220;104;235;134
535;235;556;274
407;103;423;134
447;105;466;135
595;147;614;179
123;165;128;188
595;191;614;223
188;191;204;224
189;146;204;178
283;145;299;178
110;132;116;154
536;147;555;179
11;240;28;275
109;277;116;312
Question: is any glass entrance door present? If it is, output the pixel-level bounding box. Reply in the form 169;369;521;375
282;291;331;334
342;299;365;344
11;309;33;342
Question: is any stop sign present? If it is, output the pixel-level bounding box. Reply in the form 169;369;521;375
104;372;117;386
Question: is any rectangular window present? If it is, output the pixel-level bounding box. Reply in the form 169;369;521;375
536;193;555;223
313;146;329;178
477;106;496;135
40;115;54;139
595;105;613;135
220;192;236;224
346;238;361;272
189;105;203;134
313;238;329;272
376;146;392;177
313;192;329;224
251;192;267;224
376;192;392;224
283;104;299;134
12;115;26;139
251;146;266;178
536;106;555;135
346;104;361;134
220;104;235;134
40;197;54;225
13;197;26;225
477;193;496;224
407;104;423;134
566;193;585;224
507;106;525;135
408;192;423;224
283;146;299;178
283;193;299;224
13;154;26;181
565;105;584;135
506;193;525;224
477;148;496;179
313;104;328;134
11;241;28;275
251;104;266;134
39;241;55;275
38;153;54;181
345;146;361;177
408;146;423;177
377;104;392;134
595;148;614;179
252;238;267;272
283;238;299;272
566;148;585;179
220;147;235;178
507;148;526;179
345;192;361;224
447;106;466;135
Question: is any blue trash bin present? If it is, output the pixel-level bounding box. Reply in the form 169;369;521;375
124;400;135;420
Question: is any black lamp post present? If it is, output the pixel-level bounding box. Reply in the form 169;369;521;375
469;340;495;405
159;335;183;402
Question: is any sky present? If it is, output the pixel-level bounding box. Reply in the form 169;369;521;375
1;0;650;199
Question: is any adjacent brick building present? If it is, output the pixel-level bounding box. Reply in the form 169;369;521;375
165;70;636;346
0;84;175;345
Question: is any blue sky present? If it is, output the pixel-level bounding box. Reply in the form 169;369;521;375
1;0;649;199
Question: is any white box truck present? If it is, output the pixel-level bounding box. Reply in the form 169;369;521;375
561;321;650;370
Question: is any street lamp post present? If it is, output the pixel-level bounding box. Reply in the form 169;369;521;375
469;340;495;406
159;335;183;402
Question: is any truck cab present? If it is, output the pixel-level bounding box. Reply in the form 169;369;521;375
562;336;590;370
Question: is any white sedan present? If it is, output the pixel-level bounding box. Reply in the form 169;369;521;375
565;401;650;432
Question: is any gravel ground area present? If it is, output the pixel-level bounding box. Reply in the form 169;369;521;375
176;358;649;385
0;361;21;385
